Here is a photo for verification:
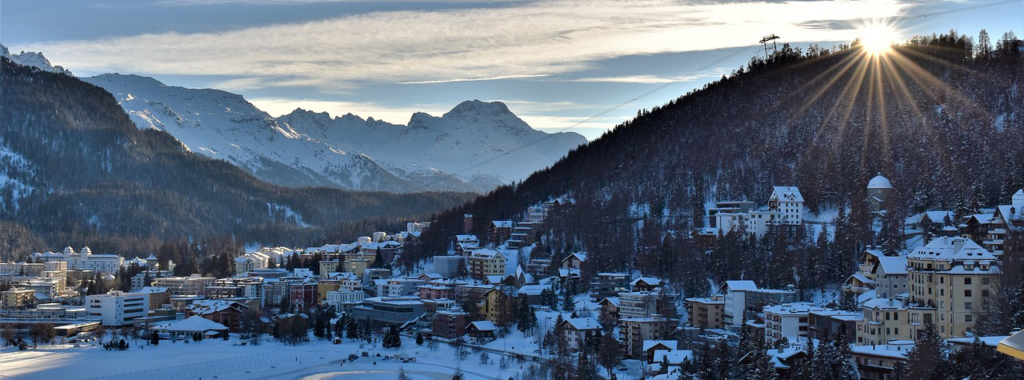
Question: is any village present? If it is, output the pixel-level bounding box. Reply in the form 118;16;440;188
2;175;1024;379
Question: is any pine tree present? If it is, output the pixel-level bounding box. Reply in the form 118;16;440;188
416;332;424;346
906;323;946;380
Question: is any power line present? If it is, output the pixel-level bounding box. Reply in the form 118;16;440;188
409;0;1023;193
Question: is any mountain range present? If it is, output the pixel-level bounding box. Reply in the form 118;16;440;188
2;43;586;193
0;55;473;260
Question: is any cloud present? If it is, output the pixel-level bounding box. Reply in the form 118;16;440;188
570;69;731;84
21;0;911;92
398;74;550;84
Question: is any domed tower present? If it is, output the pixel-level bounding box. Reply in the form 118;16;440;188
866;174;893;213
81;246;93;258
63;246;75;261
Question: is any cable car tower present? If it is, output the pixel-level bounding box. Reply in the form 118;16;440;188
759;34;780;59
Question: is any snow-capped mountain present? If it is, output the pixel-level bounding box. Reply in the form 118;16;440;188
1;44;72;75
83;75;586;193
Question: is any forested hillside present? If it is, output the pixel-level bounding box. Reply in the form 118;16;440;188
0;59;473;261
413;31;1024;297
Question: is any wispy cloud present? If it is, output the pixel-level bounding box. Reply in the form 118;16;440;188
569;69;731;84
21;0;911;92
398;74;550;84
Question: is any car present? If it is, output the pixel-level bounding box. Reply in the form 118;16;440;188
616;365;628;371
68;339;78;343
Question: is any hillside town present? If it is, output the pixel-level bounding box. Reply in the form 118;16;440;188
2;175;1024;379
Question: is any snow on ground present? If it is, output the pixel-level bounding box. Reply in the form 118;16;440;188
0;334;529;380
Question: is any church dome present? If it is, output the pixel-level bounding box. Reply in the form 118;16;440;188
867;174;892;190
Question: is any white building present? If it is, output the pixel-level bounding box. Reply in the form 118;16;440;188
152;274;216;296
721;280;758;326
714;187;804;238
31;246;124;275
86;291;150;326
764;302;823;346
234;252;270;276
326;288;365;314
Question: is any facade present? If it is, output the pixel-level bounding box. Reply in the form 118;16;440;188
685;295;725;329
763;302;823;346
185;299;248;332
86;291;150;326
590;272;631;302
619;317;677;359
851;343;912;380
560;317;601;352
432;307;470;339
152;274;216;296
234;252;270;276
31;246;124;275
619;291;677;320
714;187;804;238
1;288;36;309
467;249;507;280
350;296;425;326
326;288;365;315
807;309;861;344
289;282;319;310
0;262;45;277
907;237;1000;338
488;220;514;244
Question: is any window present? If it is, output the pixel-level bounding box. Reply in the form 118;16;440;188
965;302;973;310
964;277;972;285
894;328;899;335
940;289;945;296
965;289;972;297
894;313;899;321
982;277;990;285
965;315;973;322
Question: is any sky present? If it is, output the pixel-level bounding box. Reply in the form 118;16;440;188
2;0;1022;140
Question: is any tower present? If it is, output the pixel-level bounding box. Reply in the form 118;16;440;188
866;174;893;213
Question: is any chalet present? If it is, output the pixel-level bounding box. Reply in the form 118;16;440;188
559;317;601;352
851;343;912;380
630;277;662;292
598;297;621;325
467;320;497;340
642;340;677;364
560;253;586;272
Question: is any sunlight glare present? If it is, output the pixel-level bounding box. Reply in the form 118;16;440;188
858;23;895;56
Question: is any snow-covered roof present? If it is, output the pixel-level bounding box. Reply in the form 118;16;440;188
723;280;758;292
455;234;478;242
186;300;246;315
846;273;874;285
631;277;662;287
863;297;906;310
875;256;908;275
468;321;497;331
644;340;678;351
763;302;821;315
561;252;587;263
652;349;692;365
599;297;620;307
947;336;1007;347
518;284;549;296
851;344;911;359
867;175;892;189
490;220;513;228
563;317;601;331
139;287;170;293
470;249;504;260
908;237;996;262
158;316;228;332
771;186;804;202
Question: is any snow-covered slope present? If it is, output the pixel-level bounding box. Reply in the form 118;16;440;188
1;44;72;75
83;74;585;192
82;74;415;192
279;100;588;191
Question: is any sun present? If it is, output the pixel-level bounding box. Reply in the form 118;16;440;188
858;23;896;56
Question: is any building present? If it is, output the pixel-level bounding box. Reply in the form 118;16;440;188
351;296;425;327
997;329;1024;360
907;237;1000;338
467;249;507;280
720;281;798;327
432;255;464;278
289;282;319;310
0;262;45;277
866;174;893;213
763;302;823;346
86;291;150;326
959;190;1024;258
138;286;172;310
856;297;935;346
152;274;216;296
488;220;514;244
590;272;630;302
154;315;229;339
619;290;677;320
620;317;677;359
481;288;515;326
559;317;601;351
714;187;804;238
685;295;725;330
1;288;37;309
432;307;470;339
377;277;427;298
851;342;913;380
807;309;861;344
467;320;497;340
185;299;248;332
326;288;365;315
234;252;270;276
30;246;124;275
